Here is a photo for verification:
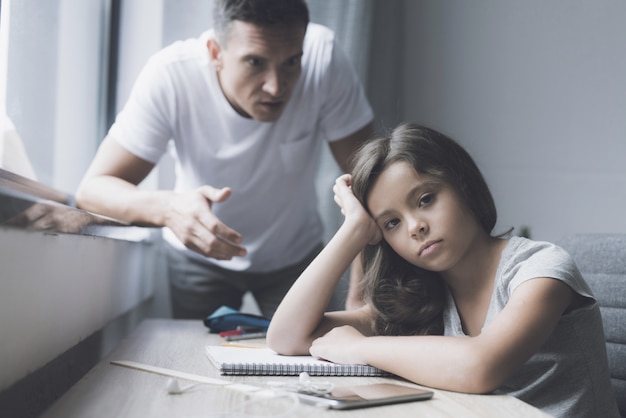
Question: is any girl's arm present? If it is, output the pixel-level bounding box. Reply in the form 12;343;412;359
309;276;577;393
266;175;381;355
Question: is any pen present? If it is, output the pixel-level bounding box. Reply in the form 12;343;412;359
219;326;267;337
225;331;267;341
236;325;266;332
219;329;245;337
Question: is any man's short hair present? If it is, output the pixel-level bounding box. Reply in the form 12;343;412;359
213;0;310;45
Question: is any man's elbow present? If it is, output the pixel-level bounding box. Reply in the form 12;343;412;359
74;186;88;209
74;182;94;210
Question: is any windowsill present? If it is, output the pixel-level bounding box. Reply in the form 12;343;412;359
0;168;157;242
0;168;72;205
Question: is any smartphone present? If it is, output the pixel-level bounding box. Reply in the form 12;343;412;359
294;383;433;410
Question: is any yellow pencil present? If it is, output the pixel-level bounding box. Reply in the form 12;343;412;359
221;342;266;349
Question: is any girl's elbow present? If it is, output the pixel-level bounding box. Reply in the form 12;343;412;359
452;353;507;394
265;328;284;353
461;372;502;394
266;335;287;355
394;356;501;394
266;330;307;356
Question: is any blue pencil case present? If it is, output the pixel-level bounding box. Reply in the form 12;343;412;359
203;305;270;333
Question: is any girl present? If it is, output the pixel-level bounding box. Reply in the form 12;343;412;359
267;123;619;418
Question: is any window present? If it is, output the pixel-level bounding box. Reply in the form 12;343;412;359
1;0;112;193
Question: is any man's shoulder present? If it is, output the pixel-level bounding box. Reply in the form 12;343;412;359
305;22;336;44
301;23;337;70
148;32;210;68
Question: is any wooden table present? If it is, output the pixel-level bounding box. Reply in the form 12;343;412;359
42;319;551;418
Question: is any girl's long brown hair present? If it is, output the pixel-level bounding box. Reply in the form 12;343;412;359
350;123;498;336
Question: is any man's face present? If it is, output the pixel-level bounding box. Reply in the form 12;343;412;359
208;21;306;122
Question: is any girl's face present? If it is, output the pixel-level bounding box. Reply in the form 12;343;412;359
366;161;483;274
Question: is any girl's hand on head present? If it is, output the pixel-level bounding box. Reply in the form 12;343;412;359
309;325;367;365
333;174;382;244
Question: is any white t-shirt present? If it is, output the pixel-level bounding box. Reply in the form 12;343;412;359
108;23;374;272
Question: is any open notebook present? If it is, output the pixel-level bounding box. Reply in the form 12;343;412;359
205;345;389;377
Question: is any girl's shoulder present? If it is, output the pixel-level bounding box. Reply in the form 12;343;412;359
497;237;592;298
502;236;571;266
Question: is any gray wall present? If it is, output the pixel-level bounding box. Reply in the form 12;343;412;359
401;0;626;241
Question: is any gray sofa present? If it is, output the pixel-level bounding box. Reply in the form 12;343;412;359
556;233;626;417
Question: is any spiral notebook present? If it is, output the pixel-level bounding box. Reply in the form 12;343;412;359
205;345;389;377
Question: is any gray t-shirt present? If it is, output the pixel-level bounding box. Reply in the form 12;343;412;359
443;236;619;418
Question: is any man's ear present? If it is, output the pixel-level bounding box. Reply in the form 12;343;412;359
206;39;223;70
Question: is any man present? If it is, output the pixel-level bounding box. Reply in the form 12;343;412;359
75;0;373;319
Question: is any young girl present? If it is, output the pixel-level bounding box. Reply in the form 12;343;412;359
267;123;619;418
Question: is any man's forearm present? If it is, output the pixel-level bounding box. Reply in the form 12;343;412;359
75;175;174;227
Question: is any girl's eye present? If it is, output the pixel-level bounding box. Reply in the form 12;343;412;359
383;218;400;231
418;193;435;208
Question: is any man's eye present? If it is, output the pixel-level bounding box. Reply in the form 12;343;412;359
247;58;261;66
286;56;301;67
